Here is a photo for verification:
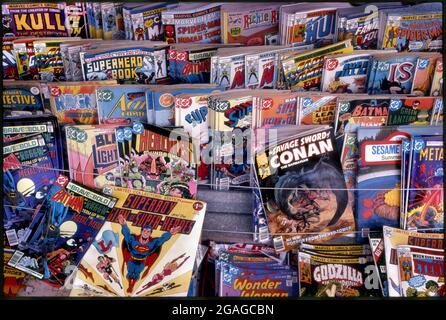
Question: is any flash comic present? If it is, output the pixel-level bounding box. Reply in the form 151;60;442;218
70;186;206;296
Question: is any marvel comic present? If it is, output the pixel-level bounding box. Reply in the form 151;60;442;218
2;4;15;37
91;3;104;39
396;245;444;297
383;226;444;297
122;3;145;40
254;126;355;252
65;2;89;38
129;3;170;41
386;97;436;126
404;135;443;231
3;81;46;117
6;3;69;37
298;94;338;126
298;251;380;297
430;60;443;96
70;186;206;296
101;2;125;40
85;3;96;39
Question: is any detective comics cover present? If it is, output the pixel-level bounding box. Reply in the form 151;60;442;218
3;82;46;117
404;136;443;231
254;126;355;252
298;251;381;297
386;97;436;126
298;95;337;126
383;226;444;297
70;186;206;296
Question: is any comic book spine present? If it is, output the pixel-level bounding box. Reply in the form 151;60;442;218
430;60;443;96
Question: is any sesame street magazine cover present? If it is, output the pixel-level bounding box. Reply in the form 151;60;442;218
254;126;355;252
396;245;445;297
70;186;206;296
383;226;444;297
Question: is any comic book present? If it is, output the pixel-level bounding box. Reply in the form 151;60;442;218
221;3;281;46
3;249;28;297
396;245;445;297
70;186;206;296
14;38;43;80
411;54;442;96
161;3;222;44
122;3;145;40
254;126;355;252
281;40;353;91
430;60;443;96
430;98;443;126
298;251;380;297
101;2;125;40
80;44;168;84
252;91;298;129
91;3;104;39
2;35;18;80
400;138;411;228
85;3;96;39
96;85;150;125
321;52;373;94
404;135;443;231
355;125;443;234
129;3;171;41
297;94;338;126
65;2;89;38
386;97;436;126
368;231;388;296
3;81;47;117
48;81;117;125
383;226;444;297
2;4;15;37
6;3;69;37
64;40;105;81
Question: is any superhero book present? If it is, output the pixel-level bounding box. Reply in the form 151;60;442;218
70;186;206;296
254;125;355;252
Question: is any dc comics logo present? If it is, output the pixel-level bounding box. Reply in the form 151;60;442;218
325;58;339;71
413;139;424;151
176;52;188;62
168;50;177;60
116;129;124;142
417;59;429;70
346;135;356;145
261;98;273;110
339;102;350;113
175;97;192;109
132;122;143;134
55;175;69;187
389;100;402;111
402;141;410;152
76;130;87;143
50;86;61;97
193;202;204;211
302;98;312;107
123;127;132;141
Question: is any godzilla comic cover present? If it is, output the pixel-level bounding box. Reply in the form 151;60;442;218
254;126;355;252
70;186;206;296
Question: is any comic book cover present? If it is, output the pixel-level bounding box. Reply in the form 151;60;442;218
254;126;355;252
162;3;222;44
222;4;280;46
404;136;443;231
254;92;298;129
130;3;170;41
65;2;89;38
2;35;18;80
92;3;103;39
366;54;418;95
14;38;42;80
66;41;104;81
387;97;436;126
298;251;380;297
400;138;411;228
122;3;144;40
174;46;220;84
321;53;371;93
2;4;15;37
6;3;69;37
33;39;69;82
3;81;46;117
48;81;116;125
356;125;443;234
291;9;339;47
70;186;206;296
379;11;442;52
430;60;443;96
411;54;441;96
81;45;168;84
282;40;353;91
3;249;28;297
96;85;149;125
383;226;444;297
368;231;388;296
101;2;125;40
298;94;337;126
85;3;96;39
396;245;445;297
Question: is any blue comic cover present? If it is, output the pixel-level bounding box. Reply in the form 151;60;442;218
3;82;46;117
356;125;443;234
96;85;149;125
367;55;417;94
405;135;443;231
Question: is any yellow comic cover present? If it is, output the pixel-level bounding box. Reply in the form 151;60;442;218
70;186;206;297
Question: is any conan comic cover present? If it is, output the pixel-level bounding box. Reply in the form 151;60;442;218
70;186;206;296
396;245;445;297
254;126;355;252
404;136;443;231
383;226;444;297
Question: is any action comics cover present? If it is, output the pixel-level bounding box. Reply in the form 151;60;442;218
298;94;337;126
3;81;46;117
101;2;125;40
161;3;222;44
321;52;372;94
5;3;69;37
253;91;298;129
368;231;388;296
2;35;18;80
298;251;380;297
80;44;168;84
396;245;445;297
70;186;206;296
254;126;355;252
65;2;89;39
411;54;442;96
13;38;40;80
281;40;353;91
430;60;443;96
355;125;443;234
222;3;281;46
129;3;170;41
386;97;436;126
404;136;443;231
96;85;150;125
379;10;442;52
383;226;444;297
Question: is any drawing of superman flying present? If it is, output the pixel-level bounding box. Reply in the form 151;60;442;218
117;214;181;294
